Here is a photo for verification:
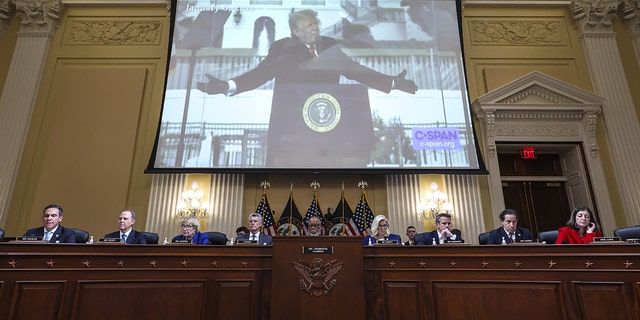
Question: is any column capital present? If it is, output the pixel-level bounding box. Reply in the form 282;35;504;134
0;0;14;36
14;0;62;35
572;0;619;34
620;0;640;34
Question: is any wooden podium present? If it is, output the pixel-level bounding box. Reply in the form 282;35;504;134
271;236;365;320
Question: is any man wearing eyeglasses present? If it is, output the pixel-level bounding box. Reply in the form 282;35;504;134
172;216;209;245
307;216;323;236
104;210;147;244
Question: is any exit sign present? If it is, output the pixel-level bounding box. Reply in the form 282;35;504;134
520;146;536;159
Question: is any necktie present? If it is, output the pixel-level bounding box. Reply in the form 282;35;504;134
44;231;53;241
121;233;127;243
510;233;515;242
309;44;317;59
251;234;256;241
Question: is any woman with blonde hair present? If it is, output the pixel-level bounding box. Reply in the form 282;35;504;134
172;216;210;245
362;215;402;245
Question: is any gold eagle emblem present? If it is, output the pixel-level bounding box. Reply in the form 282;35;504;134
292;258;343;296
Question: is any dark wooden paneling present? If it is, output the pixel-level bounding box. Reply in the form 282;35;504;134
2;243;640;320
383;280;423;319
214;280;255;320
364;245;640;320
73;280;206;319
271;237;365;320
572;282;634;320
432;281;566;319
9;281;65;320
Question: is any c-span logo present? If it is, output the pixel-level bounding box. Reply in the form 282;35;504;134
302;93;341;133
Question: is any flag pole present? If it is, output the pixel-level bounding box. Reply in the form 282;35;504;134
260;180;270;234
288;182;293;236
358;180;369;235
340;181;346;236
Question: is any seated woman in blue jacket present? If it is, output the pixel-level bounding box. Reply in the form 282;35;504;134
363;215;402;245
173;216;209;245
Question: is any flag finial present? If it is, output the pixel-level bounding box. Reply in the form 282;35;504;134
260;180;270;193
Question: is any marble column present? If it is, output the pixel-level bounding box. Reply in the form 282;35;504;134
0;0;62;225
572;0;640;225
620;0;640;68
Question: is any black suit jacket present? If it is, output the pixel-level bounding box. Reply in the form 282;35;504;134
104;230;147;244
232;36;394;95
416;230;464;245
236;232;273;245
486;227;534;244
24;225;76;243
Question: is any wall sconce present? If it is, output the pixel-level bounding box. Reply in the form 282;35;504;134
176;181;209;221
233;9;242;25
418;182;453;222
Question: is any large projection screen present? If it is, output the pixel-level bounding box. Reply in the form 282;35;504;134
147;0;486;173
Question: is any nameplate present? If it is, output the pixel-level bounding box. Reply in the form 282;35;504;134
172;239;190;244
236;239;258;244
517;239;534;243
99;238;120;243
626;238;640;244
593;237;621;242
17;236;43;241
376;240;399;245
303;246;333;254
446;240;464;244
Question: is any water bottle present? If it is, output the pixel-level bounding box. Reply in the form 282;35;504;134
162;237;168;245
87;236;94;244
501;237;507;245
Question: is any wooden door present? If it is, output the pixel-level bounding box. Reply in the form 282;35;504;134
502;181;571;237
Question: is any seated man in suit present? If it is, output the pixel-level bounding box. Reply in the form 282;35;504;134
23;203;76;243
487;209;534;244
104;210;147;244
236;212;273;245
417;213;463;245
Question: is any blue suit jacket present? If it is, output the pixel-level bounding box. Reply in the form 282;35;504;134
486;227;534;244
416;230;464;245
363;233;402;245
24;225;76;243
104;230;147;244
172;231;209;245
236;232;273;245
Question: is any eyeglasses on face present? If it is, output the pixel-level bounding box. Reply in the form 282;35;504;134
378;224;388;228
308;224;321;227
181;225;194;229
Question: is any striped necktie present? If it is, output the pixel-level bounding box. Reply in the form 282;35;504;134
309;44;317;59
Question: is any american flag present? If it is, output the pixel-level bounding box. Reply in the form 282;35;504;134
328;193;353;236
277;193;304;236
346;193;375;236
302;193;325;235
255;193;277;236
